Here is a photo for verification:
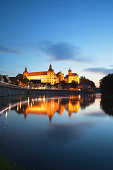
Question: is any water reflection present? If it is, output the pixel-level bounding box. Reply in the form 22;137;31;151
100;95;113;116
1;94;113;169
80;94;95;109
0;94;96;122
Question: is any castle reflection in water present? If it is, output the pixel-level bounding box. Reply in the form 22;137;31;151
7;94;95;122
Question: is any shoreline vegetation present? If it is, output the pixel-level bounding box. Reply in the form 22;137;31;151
100;73;113;95
100;95;113;116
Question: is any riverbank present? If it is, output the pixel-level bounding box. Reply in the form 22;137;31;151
0;83;96;97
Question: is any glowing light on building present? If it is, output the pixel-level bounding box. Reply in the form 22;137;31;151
9;103;11;111
5;111;8;119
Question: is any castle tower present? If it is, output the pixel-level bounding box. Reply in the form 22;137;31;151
23;67;28;77
25;67;27;72
48;64;53;71
68;68;72;75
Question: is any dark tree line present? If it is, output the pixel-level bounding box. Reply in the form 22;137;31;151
80;76;96;89
100;74;113;94
10;74;29;85
100;95;113;116
60;80;78;89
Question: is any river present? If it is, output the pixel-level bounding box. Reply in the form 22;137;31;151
0;94;113;169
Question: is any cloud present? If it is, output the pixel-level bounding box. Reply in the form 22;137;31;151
0;45;20;55
38;41;87;62
85;67;113;74
109;65;113;68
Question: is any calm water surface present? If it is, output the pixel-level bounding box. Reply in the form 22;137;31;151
0;94;113;169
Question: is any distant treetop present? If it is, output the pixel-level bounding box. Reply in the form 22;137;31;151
100;73;113;94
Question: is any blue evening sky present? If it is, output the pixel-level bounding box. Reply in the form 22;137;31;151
0;0;113;87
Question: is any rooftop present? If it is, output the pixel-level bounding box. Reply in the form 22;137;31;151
28;71;47;76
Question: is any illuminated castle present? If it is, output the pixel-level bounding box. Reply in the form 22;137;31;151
64;68;80;83
23;64;79;85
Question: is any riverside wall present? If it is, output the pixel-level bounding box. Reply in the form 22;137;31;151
0;83;95;97
0;83;28;97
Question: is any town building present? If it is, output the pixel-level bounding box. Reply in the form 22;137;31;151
23;64;79;85
64;68;80;84
23;64;59;85
56;71;64;82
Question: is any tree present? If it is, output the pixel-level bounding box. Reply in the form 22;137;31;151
15;74;29;85
100;74;113;94
80;76;96;89
70;81;78;88
60;80;67;89
100;95;113;116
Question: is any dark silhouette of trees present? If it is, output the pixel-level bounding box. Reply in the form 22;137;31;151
70;81;78;88
100;74;113;94
100;95;113;116
80;76;96;89
60;80;67;89
15;74;29;85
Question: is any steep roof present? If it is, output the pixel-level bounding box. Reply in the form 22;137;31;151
56;72;60;76
65;73;78;78
28;71;47;76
